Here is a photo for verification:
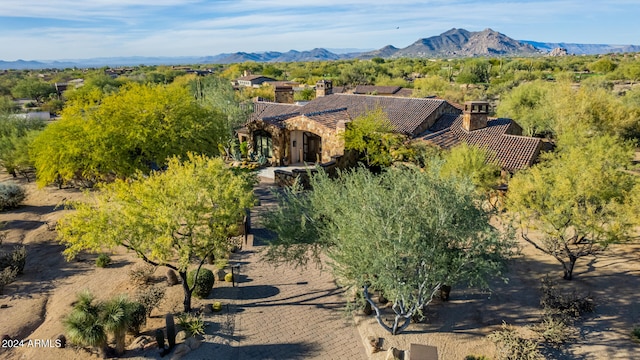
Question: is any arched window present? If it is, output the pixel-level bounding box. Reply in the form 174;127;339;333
254;130;273;158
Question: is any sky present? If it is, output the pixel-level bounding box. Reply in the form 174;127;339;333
1;0;640;61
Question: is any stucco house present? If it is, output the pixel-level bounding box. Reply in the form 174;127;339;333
240;81;542;172
236;74;277;88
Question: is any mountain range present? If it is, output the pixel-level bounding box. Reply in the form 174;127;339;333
2;28;639;70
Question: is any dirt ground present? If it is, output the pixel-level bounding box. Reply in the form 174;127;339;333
0;173;639;359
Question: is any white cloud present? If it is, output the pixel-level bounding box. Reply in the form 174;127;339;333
1;0;639;59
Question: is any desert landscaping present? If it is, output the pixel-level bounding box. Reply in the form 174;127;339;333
0;171;639;360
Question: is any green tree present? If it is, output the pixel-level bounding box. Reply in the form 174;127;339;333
191;75;251;137
0;96;18;114
0;114;46;178
342;108;406;168
507;135;640;280
456;59;491;84
31;82;228;187
440;143;501;194
587;58;617;74
496;80;556;137
264;167;514;334
10;77;55;102
58;155;255;312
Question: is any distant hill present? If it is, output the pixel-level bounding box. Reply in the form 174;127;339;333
359;28;539;58
521;40;640;55
207;48;350;63
2;28;640;70
358;45;400;59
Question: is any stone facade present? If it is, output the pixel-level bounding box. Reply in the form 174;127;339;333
284;115;345;164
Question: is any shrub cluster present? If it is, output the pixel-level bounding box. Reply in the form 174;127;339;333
128;263;156;286
0;182;25;210
0;267;17;294
134;285;166;318
489;322;541;360
0;242;26;294
95;253;111;268
540;277;594;322
187;268;214;298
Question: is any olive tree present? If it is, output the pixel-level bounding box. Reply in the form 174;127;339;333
264;166;515;334
58;154;255;312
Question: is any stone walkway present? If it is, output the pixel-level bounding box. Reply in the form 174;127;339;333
231;178;368;359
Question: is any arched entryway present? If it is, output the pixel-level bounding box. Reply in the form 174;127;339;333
254;130;273;158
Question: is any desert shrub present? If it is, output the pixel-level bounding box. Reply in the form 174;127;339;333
128;263;156;287
631;326;640;343
127;301;147;335
0;266;17;294
95;253;111;268
540;277;594;322
489;322;541;360
134;285;166;318
177;313;206;337
0;182;25;210
0;245;26;274
187;268;214;298
11;245;26;274
533;316;574;347
465;356;490;360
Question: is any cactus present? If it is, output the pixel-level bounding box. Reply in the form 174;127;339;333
155;329;165;350
165;313;176;350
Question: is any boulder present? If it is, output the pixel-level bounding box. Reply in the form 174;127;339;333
175;330;187;343
170;343;191;360
185;336;202;350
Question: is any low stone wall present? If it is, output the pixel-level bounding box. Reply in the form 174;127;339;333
273;150;359;188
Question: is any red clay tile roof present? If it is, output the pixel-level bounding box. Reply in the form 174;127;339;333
302;108;351;129
421;115;542;171
394;88;415;97
250;102;301;126
300;94;447;135
353;85;401;95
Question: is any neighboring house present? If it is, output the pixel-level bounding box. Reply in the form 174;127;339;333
10;111;51;120
241;81;542;171
352;85;414;97
236;74;277;88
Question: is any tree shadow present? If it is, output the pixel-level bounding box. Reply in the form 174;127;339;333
7;240;95;296
0;219;46;231
239;342;320;360
215;285;280;300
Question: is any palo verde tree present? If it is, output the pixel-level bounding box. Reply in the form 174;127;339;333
439;143;501;193
30;82;228;187
57;154;255;312
264;166;514;335
507;135;640;280
342;108;406;168
0;114;46;178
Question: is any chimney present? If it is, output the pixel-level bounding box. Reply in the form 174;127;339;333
274;85;294;104
315;79;333;97
462;101;489;131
